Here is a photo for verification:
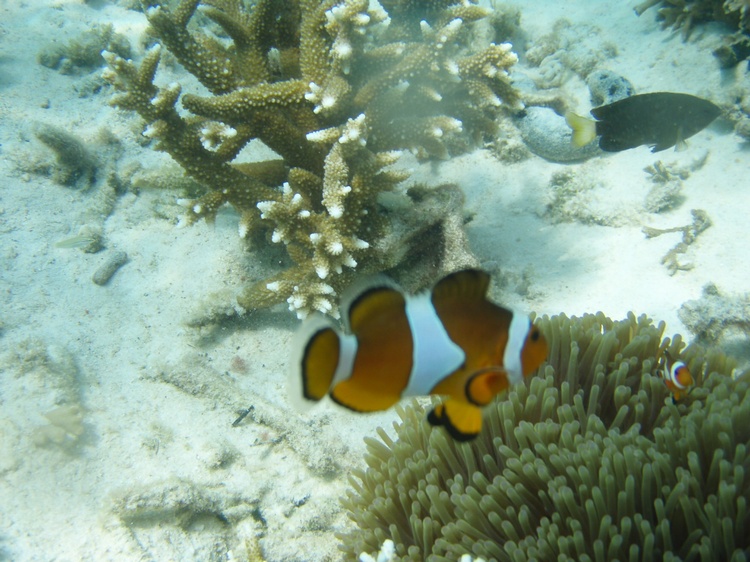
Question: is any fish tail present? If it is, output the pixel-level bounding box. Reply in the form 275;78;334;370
288;315;345;410
565;112;597;147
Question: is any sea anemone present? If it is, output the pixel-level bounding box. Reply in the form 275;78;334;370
338;312;749;561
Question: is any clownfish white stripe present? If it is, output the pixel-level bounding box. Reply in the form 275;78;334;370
503;313;531;385
402;292;466;397
667;361;688;389
331;333;358;388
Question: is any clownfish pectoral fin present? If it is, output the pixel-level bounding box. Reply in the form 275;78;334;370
465;368;510;406
565;112;597;147
427;400;483;441
288;315;343;410
431;269;490;305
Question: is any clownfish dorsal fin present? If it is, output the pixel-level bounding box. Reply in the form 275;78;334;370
431;269;491;307
342;276;405;336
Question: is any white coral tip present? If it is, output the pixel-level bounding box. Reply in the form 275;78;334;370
328;204;344;219
353;13;370;26
352;237;369;249
314;298;333;313
334;40;353;59
266;281;281;292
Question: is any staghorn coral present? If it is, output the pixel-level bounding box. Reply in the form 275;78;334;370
339;312;749;561
103;0;518;318
636;0;750;40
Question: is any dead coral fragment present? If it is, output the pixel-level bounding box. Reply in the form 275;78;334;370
643;209;712;274
111;478;263;560
679;283;750;344
642;153;708;213
105;0;517;318
32;405;85;447
38;24;131;75
33;123;98;189
340;312;749;561
92;250;128;285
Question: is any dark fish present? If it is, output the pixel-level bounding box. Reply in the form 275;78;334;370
566;92;722;152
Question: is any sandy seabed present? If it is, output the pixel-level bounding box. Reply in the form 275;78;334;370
0;1;748;560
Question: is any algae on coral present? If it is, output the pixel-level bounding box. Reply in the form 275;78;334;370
104;0;519;318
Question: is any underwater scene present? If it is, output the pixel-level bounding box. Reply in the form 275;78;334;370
1;0;749;560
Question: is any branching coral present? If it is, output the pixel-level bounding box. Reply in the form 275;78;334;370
636;0;750;41
339;312;749;561
103;0;519;318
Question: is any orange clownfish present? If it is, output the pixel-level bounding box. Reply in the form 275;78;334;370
288;269;549;441
658;350;694;402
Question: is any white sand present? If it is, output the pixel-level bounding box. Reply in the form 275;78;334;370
0;1;747;560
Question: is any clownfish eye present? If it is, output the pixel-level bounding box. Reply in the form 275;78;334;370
530;328;540;342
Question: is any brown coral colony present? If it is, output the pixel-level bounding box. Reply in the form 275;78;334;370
103;0;519;319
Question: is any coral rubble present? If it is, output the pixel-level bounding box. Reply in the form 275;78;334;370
38;23;131;76
104;0;519;318
0;340;87;451
642;209;712;274
339;312;749;561
679;283;750;345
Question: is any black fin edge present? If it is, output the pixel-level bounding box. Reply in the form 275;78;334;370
426;406;478;442
301;327;339;402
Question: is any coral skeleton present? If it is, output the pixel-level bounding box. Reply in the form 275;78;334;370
104;0;518;318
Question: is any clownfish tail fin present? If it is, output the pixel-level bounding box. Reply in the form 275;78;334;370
288;315;343;410
565;112;597;147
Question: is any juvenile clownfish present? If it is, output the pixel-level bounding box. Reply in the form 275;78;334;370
288;269;549;441
657;350;694;402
